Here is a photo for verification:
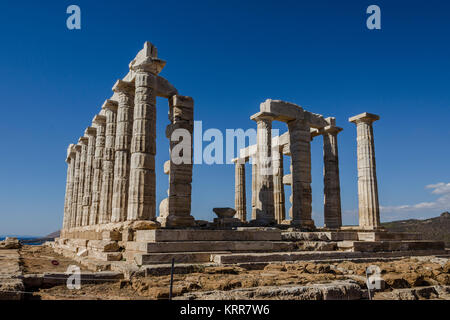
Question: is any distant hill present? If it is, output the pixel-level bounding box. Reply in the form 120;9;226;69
19;230;60;245
382;212;450;247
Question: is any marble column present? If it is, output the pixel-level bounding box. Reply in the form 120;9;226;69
273;146;286;224
89;115;106;225
322;125;343;229
98;100;118;224
111;80;135;223
349;112;381;230
159;95;196;227
234;160;246;221
62;144;76;230
127;42;165;221
70;144;82;229
288;119;315;229
76;136;89;227
82;127;97;226
251;159;258;220
251;112;275;225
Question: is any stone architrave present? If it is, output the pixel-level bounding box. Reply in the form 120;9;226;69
76;136;89;227
82;127;97;226
111;80;135;223
62;144;76;230
69;144;82;228
98;100;118;224
234;160;246;221
127;42;165;221
89;115;107;225
288;118;315;228
349;112;381;230
251;112;276;225
322;125;343;229
159;95;195;227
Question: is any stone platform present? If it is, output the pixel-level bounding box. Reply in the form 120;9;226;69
53;228;446;271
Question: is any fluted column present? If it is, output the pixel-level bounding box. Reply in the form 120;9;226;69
62;144;76;230
89;115;106;225
322;125;343;229
159;95;195;227
127;42;166;221
111;80;135;223
349;112;380;230
251;112;275;225
273;146;285;224
82;127;97;226
288;119;315;228
251;159;258;220
76;137;89;227
70;144;82;229
234;160;246;221
98;100;118;224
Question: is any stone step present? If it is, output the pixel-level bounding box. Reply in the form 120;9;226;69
124;251;231;265
126;241;295;253
337;240;445;252
212;249;447;264
135;229;282;242
357;232;423;241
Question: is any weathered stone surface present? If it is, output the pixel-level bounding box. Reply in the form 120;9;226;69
0;237;21;249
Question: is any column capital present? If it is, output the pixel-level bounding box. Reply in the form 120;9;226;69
66;144;77;162
84;126;97;137
101;99;118;112
93;114;106;125
78;136;88;145
250;111;276;122
112;79;135;95
169;95;193;108
131;57;166;75
349;112;380;124
323;125;343;135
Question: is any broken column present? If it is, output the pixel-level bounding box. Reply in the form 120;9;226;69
111;80;135;223
251;112;275;225
127;42;165;221
90;115;106;225
272;146;286;223
349;112;381;230
322;123;343;229
159;95;195;227
288;119;315;229
62;144;76;230
98;100;118;224
76;136;89;227
234;160;247;221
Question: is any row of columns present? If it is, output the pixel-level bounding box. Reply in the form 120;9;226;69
62;44;195;230
233;112;380;230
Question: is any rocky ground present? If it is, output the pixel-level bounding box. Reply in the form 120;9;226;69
16;245;450;300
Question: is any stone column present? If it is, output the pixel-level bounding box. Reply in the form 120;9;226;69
273;146;286;224
70;144;82;229
89;115;107;225
127;42;165;221
159;95;196;227
288;119;315;229
322;125;343;229
82;127;97;226
251;112;275;225
349;112;381;230
62;144;76;230
234;160;246;222
251;159;258;220
98;100;118;224
111;80;135;223
76;136;89;227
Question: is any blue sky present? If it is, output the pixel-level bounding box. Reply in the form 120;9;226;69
0;0;449;236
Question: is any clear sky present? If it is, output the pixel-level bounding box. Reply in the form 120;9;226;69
0;0;449;236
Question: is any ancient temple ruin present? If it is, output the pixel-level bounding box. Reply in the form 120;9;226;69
54;42;445;270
